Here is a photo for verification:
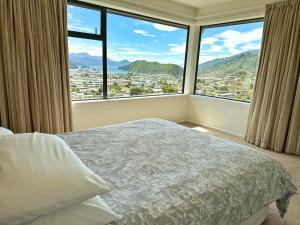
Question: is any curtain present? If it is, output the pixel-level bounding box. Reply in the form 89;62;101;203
245;0;300;155
0;0;73;133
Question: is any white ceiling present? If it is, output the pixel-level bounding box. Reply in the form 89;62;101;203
169;0;274;11
170;0;243;9
103;0;268;25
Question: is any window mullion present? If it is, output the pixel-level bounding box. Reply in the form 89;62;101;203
101;9;107;99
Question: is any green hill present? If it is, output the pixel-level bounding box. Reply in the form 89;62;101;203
119;60;183;76
198;50;260;77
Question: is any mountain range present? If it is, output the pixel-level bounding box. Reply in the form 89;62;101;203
69;50;260;77
69;52;130;69
198;49;260;77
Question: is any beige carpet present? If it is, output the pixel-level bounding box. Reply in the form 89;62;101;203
180;122;300;225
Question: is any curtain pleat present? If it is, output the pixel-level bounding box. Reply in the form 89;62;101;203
0;0;72;134
245;0;300;155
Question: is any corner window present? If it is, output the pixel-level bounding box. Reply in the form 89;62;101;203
194;19;264;102
67;1;189;100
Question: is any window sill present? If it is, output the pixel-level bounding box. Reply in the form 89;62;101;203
190;94;250;104
72;94;188;105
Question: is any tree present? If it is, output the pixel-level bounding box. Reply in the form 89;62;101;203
109;82;122;93
145;87;153;94
130;87;144;96
219;86;229;92
162;85;178;93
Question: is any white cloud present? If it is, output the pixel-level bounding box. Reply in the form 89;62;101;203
153;23;178;32
134;21;151;26
67;13;97;34
198;55;229;64
202;45;224;53
168;42;186;54
201;37;219;45
118;47;137;51
133;29;155;37
118;50;159;56
68;40;102;56
216;28;263;54
107;47;160;62
68;24;95;34
240;43;261;51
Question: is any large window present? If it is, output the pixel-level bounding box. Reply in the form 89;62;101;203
106;13;188;98
195;20;264;102
67;1;189;100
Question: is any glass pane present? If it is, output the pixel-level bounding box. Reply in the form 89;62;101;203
195;21;264;102
67;4;101;35
68;37;103;100
107;13;187;98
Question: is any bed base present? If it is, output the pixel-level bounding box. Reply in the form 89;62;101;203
240;206;268;225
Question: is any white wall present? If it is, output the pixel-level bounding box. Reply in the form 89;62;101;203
72;94;250;137
72;95;188;130
187;95;250;137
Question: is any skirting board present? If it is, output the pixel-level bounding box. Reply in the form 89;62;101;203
185;119;245;138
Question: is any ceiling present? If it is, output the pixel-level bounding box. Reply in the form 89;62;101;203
103;0;268;25
170;0;242;9
169;0;270;10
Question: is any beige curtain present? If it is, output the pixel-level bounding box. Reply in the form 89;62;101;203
245;0;300;155
0;0;73;134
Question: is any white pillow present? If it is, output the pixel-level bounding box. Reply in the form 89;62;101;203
0;127;13;136
0;133;111;225
23;196;120;225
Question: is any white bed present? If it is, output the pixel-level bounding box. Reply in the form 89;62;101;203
58;119;296;225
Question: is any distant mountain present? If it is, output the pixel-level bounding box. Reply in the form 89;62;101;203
69;50;260;78
119;60;184;76
69;52;130;69
69;53;100;67
198;50;260;77
108;59;130;68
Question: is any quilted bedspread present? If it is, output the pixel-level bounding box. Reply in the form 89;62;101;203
58;119;297;225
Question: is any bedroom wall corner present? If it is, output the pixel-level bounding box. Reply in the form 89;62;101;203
187;95;250;137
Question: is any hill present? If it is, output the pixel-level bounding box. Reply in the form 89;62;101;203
69;50;260;78
198;50;260;77
69;52;130;69
119;60;184;76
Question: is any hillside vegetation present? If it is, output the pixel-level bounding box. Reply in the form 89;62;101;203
119;60;184;76
198;50;260;77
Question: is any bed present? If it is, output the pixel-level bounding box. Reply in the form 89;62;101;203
58;118;297;225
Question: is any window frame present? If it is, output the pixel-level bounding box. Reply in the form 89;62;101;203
67;0;190;101
68;0;107;99
193;18;264;103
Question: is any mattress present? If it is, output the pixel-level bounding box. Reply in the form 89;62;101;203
58;119;296;225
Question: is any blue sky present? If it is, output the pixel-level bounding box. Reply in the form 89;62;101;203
199;21;263;63
67;5;187;66
67;5;263;66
